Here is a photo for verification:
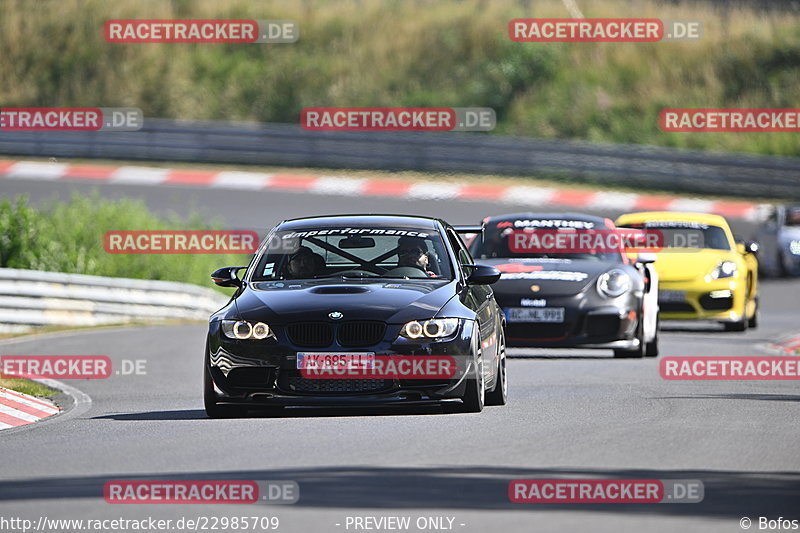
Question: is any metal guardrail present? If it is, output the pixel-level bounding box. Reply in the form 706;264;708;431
1;119;799;198
0;268;228;330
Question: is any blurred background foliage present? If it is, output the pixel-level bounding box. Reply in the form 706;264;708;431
1;0;799;155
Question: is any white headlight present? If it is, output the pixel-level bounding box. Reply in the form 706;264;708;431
221;319;272;340
401;318;459;340
403;321;424;339
233;321;253;339
252;322;271;339
790;240;800;255
711;261;737;279
597;269;631;298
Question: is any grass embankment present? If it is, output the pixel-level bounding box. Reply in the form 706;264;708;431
0;193;251;288
0;194;248;396
0;378;58;398
0;0;799;156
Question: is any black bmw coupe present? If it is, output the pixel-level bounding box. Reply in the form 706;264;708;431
204;215;506;417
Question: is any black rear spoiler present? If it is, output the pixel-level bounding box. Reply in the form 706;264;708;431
453;225;484;234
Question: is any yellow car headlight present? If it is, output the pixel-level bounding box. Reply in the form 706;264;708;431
711;261;737;279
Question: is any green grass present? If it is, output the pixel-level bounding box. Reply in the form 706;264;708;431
0;192;251;290
1;0;799;156
0;378;58;398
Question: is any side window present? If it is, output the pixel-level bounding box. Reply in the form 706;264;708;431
446;229;474;273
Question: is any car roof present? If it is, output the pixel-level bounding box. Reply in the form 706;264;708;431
277;214;441;231
615;211;730;227
482;212;612;226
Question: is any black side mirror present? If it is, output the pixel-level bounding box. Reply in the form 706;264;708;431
744;241;759;255
465;264;501;285
211;266;246;287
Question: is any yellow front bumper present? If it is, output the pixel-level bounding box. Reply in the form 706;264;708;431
658;278;746;322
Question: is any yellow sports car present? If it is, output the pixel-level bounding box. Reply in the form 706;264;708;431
615;212;758;331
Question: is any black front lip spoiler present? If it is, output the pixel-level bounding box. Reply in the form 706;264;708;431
215;391;461;407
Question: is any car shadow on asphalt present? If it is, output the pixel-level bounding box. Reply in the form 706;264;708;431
91;404;466;421
0;465;797;520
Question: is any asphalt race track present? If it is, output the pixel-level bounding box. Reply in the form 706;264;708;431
1;176;798;532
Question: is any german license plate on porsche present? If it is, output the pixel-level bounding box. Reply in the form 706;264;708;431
506;307;565;323
658;290;686;303
296;352;375;370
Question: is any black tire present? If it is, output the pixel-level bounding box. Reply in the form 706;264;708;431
723;317;748;332
778;252;790;278
644;317;659;358
748;298;759;329
204;351;247;418
485;328;507;406
460;347;485;413
614;310;645;359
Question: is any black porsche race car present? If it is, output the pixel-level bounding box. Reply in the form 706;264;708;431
204;214;506;417
466;213;660;358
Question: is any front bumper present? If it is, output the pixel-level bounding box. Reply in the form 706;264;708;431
206;321;475;406
658;278;745;322
498;294;640;348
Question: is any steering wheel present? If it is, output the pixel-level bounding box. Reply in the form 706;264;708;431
384;266;429;278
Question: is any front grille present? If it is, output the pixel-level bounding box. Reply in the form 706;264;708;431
699;294;733;311
283;375;389;394
584;315;621;337
660;302;695;313
287;322;334;348
338;321;386;347
506;322;571;340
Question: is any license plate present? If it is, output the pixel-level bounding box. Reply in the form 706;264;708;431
296;352;375;370
659;290;686;303
506;307;565;323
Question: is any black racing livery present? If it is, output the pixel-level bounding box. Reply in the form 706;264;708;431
205;214;506;417
467;212;659;358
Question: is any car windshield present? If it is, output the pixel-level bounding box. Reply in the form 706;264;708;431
251;227;453;281
469;223;625;262
786;207;800;226
618;221;731;251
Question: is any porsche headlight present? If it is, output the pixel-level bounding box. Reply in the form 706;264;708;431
597;269;631;298
221;319;273;340
790;240;800;255
711;261;737;279
400;318;460;340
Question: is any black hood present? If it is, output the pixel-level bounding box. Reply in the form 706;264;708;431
476;258;615;296
233;279;455;324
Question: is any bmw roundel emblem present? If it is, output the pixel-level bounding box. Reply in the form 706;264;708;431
328;311;344;320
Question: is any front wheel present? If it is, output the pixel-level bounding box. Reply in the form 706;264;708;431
645;317;660;358
723;316;748;332
748;298;759;329
460;351;484;413
485;329;507;406
614;312;645;359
